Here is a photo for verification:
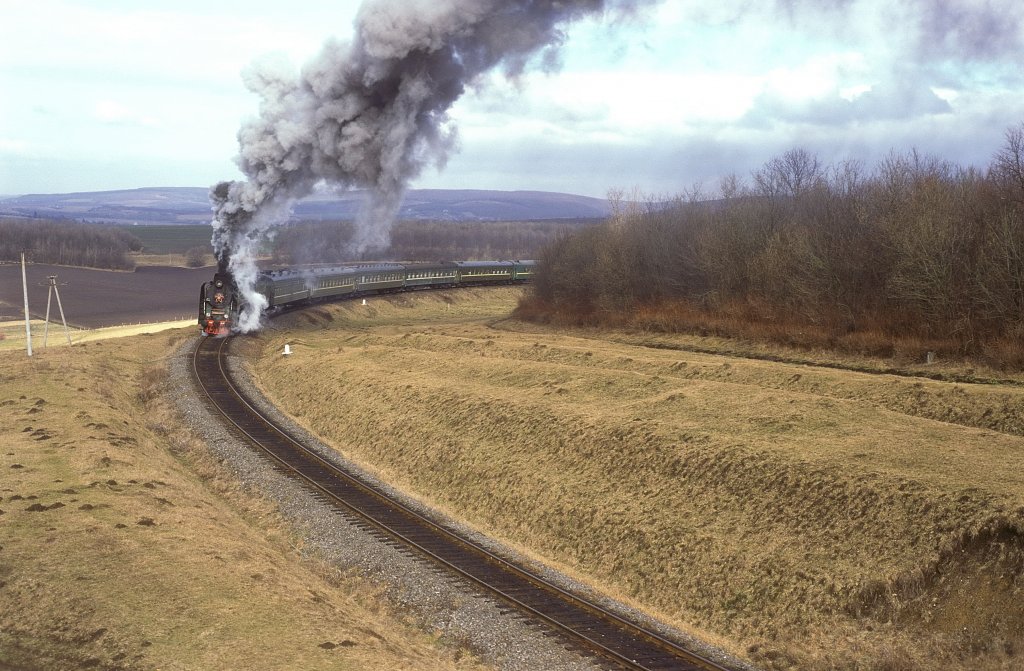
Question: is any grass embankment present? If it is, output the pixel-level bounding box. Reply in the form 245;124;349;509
0;332;487;670
252;288;1024;671
0;319;195;352
514;297;1024;372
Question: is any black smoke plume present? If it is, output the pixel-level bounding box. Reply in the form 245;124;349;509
210;0;649;332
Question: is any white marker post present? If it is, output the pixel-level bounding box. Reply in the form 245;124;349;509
283;344;292;356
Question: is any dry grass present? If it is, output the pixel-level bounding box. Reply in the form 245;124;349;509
0;330;489;670
252;287;1024;671
129;253;214;268
0;319;195;352
515;296;1024;372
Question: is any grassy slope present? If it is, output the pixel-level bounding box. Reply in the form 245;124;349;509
251;288;1024;671
0;319;195;352
0;332;487;671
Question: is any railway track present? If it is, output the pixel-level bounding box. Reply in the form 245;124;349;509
192;334;730;671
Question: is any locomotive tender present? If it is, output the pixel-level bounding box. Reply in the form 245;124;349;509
199;260;535;336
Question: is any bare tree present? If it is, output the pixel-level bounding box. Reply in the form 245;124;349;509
185;246;208;268
0;219;139;270
756;148;824;198
992;122;1024;206
752;148;825;235
522;127;1024;362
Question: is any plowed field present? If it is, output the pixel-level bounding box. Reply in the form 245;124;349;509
0;263;208;328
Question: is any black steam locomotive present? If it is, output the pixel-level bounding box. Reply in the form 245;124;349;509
199;260;535;336
198;272;238;336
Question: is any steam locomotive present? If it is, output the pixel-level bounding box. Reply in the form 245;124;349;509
199;260;535;336
198;272;238;336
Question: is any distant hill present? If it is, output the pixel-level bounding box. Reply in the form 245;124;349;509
0;187;611;225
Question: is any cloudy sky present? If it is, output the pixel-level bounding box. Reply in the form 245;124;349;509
1;0;1022;198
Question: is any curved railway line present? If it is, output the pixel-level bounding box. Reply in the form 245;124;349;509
191;332;731;671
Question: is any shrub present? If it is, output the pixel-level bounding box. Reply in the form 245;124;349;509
185;246;209;268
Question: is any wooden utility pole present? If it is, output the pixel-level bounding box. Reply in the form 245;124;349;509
43;275;72;347
21;252;32;357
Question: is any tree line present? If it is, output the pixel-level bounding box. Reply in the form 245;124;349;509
520;123;1024;366
0;218;142;270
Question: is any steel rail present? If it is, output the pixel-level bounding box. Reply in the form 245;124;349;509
192;332;729;671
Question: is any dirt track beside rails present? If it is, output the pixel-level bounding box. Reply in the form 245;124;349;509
0;263;210;328
251;288;1024;671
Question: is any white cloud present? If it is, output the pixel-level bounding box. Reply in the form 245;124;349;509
93;100;163;128
1;0;362;87
839;85;872;101
1;0;1023;196
0;138;32;155
93;100;132;123
930;87;959;103
763;52;866;101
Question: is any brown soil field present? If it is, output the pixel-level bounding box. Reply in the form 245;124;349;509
0;331;488;670
249;287;1024;671
0;263;210;328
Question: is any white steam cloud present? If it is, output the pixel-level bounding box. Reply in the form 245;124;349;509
211;0;650;333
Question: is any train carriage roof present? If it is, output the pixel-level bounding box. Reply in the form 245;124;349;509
256;260;532;283
454;261;516;268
